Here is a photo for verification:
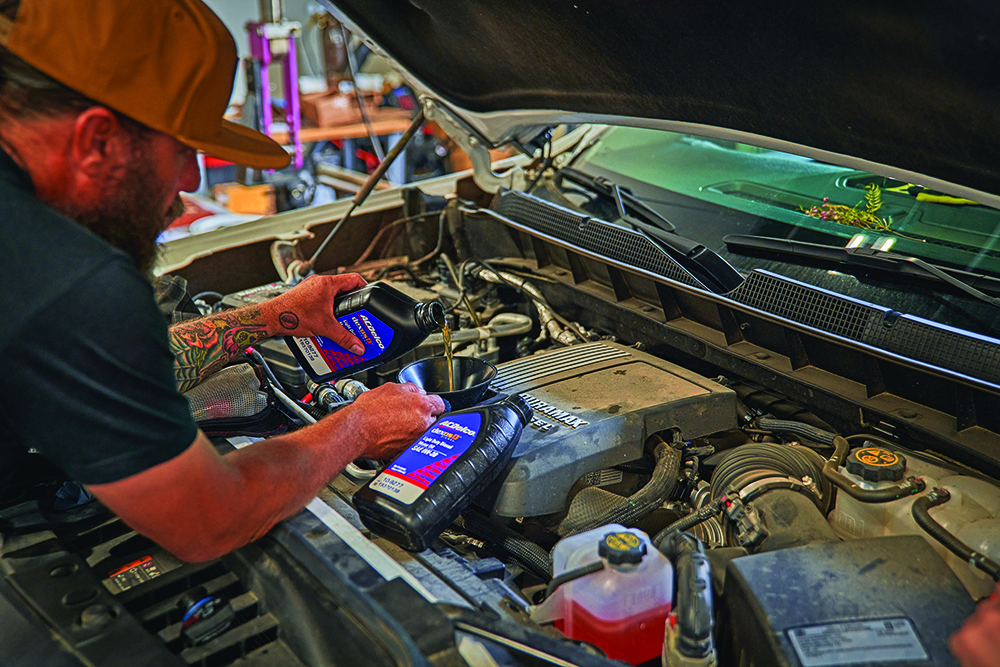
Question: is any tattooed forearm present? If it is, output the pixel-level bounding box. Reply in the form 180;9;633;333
169;305;271;392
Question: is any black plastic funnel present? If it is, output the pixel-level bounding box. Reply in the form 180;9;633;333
396;357;498;410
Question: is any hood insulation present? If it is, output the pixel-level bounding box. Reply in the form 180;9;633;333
331;0;1000;197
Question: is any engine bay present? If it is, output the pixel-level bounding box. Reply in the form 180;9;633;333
3;191;1000;667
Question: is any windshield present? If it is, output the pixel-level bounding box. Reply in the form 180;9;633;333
556;126;1000;337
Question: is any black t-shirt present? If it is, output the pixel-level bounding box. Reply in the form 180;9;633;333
0;149;197;492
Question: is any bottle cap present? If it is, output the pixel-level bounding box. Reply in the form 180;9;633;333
846;446;907;482
503;394;534;426
415;301;446;334
598;531;647;565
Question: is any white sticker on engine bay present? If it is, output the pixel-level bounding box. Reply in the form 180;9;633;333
787;618;928;667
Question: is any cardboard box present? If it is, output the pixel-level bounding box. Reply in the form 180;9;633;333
300;90;382;127
212;183;276;216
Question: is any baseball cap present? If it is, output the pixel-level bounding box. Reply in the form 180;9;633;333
0;0;290;170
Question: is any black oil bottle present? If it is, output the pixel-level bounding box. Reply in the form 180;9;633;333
285;282;444;383
354;395;533;551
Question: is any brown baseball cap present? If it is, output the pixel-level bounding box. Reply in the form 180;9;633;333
0;0;290;169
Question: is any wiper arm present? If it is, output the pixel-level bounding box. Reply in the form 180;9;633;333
559;167;676;233
558;168;744;293
724;234;1000;307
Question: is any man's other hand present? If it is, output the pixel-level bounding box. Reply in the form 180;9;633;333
950;582;1000;667
349;382;447;459
263;274;368;354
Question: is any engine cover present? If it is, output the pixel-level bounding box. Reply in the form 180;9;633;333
485;342;736;517
722;535;975;666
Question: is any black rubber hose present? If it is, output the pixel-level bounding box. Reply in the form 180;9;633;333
558;442;683;536
613;458;657;475
653;499;725;548
543;561;605;600
461;512;552;582
757;417;836;446
912;489;1000;582
247;349;327;420
659;532;715;661
824;436;925;503
709;443;831;510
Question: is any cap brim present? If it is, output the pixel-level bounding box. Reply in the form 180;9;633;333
181;119;290;170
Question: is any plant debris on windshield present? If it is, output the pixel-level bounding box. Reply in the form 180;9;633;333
801;184;917;239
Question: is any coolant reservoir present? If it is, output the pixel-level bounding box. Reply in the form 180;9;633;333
828;445;1000;598
531;525;673;665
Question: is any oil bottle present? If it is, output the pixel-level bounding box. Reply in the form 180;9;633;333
285;282;444;383
354;395;533;551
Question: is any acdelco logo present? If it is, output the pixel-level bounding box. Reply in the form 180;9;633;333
359;314;386;350
438;421;477;436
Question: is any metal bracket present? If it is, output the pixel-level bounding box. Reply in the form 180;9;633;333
421;98;525;193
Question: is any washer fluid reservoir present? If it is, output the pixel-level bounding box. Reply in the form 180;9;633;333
531;525;673;665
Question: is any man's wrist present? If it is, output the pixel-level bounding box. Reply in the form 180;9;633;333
337;404;371;460
260;297;301;339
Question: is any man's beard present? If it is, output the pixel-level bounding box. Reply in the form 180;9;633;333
60;152;184;275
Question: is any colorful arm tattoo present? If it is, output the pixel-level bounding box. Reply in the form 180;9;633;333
169;306;270;392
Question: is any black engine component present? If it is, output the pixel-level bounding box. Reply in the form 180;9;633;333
721;535;976;667
707;443;834;551
660;532;716;664
748;489;838;553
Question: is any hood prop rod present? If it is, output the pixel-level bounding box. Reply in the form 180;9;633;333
291;109;425;281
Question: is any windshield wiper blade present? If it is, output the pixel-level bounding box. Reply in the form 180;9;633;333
559;167;676;233
558;168;744;293
724;234;1000;306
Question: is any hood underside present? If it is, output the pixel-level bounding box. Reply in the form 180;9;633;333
328;0;1000;199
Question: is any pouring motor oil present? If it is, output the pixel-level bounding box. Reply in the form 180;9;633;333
285;282;444;383
354;395;533;551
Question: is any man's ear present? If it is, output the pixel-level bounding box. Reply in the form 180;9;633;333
70;107;132;180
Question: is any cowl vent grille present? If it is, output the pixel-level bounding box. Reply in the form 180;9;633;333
494;190;1000;387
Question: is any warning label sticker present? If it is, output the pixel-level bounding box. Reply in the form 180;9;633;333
787;618;928;667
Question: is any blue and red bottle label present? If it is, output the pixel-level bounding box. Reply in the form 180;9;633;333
370;412;483;504
290;309;395;377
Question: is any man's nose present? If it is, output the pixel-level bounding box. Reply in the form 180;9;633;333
179;151;202;193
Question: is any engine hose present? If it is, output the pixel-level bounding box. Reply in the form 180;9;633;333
721;380;835;431
557;442;683;537
461;512;552;582
659;532;716;662
912;489;1000;582
471;264;581;346
614;458;657;475
757;417;836;447
557;487;626;535
543;561;605;600
824;436;925;503
246;349;327;420
653;499;725;548
709;443;831;511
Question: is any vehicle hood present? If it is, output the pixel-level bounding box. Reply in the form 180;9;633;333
323;0;1000;202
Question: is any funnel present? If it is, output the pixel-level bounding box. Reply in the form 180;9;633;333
397;357;498;410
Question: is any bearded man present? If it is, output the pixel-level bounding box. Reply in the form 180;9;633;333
0;0;444;562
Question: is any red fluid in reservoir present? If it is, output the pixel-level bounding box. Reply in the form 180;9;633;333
554;601;671;665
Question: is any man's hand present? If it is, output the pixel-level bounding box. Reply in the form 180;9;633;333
950;582;1000;666
170;273;369;392
263;274;368;354
349;382;447;459
87;382;446;563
